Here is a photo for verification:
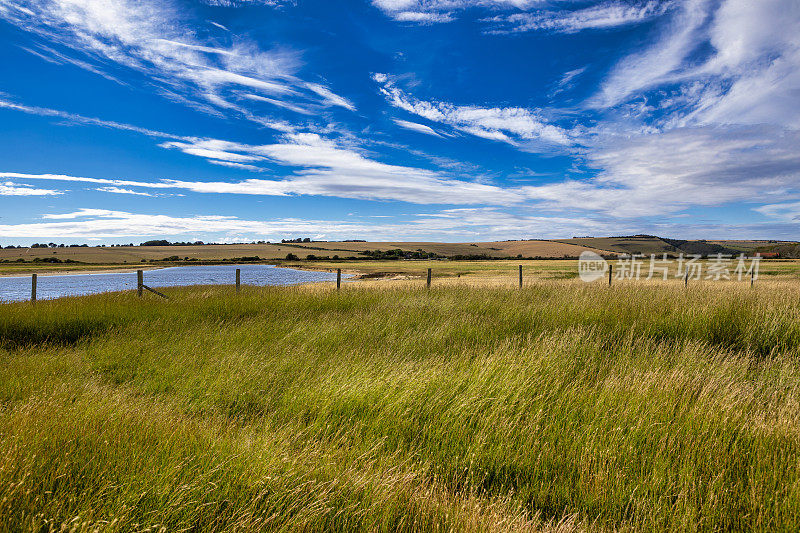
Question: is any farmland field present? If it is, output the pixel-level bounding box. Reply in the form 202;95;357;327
0;239;612;267
2;263;800;531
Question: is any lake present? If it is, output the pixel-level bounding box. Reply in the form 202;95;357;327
0;264;345;303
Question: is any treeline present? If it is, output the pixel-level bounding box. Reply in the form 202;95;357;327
362;249;439;260
0;257;81;264
140;240;205;246
3;243;90;249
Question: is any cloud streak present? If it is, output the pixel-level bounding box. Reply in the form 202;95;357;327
487;2;671;34
3;205;798;242
0;181;62;196
0;0;355;127
376;77;573;147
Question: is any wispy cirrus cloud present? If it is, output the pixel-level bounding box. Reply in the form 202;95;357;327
569;0;800;223
156;133;526;204
94;186;157;197
371;0;540;23
372;0;667;34
392;119;443;137
589;0;710;109
0;97;181;140
588;0;800;125
522;126;800;217
0;205;630;241
3;205;798;242
486;1;671;34
0;181;62;196
0;96;516;205
13;124;800;218
0;0;355;127
376;76;573;147
0;125;525;205
754;202;800;223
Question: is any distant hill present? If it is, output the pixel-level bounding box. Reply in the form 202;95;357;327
660;238;740;256
753;243;800;258
555;236;793;257
555;236;674;255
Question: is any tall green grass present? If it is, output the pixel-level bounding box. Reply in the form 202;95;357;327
1;281;800;531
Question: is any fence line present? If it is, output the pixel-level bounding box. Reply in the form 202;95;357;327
19;262;764;303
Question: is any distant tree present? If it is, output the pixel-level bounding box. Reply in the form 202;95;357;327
286;253;299;260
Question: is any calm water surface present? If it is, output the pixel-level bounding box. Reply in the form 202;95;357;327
0;264;345;302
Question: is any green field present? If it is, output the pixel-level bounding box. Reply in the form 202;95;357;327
2;270;800;531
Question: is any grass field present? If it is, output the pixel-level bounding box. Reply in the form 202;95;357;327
2;267;800;531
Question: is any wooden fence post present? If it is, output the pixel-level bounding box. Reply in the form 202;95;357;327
31;273;37;302
750;270;754;288
518;265;523;288
137;270;143;297
236;268;241;293
684;271;689;288
337;268;341;290
608;265;612;286
427;268;432;289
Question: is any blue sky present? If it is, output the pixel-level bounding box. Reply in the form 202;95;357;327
0;0;798;244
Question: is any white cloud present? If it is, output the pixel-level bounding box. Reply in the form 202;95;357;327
206;160;267;171
555;67;586;89
0;181;62;196
488;2;670;34
94;186;155;196
1;127;526;205
371;0;540;23
13;122;800;218
158;133;529;204
392;119;443;136
754;202;800;222
304;83;356;111
590;0;710;109
0;205;630;242
0;0;355;123
689;0;800;129
5;205;796;242
0;172;173;190
0;97;182;140
590;0;800;127
378;81;572;147
522;126;800;216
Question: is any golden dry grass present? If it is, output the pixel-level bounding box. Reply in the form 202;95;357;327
2;275;800;531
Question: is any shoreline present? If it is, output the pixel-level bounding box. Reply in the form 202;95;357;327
0;263;365;279
0;266;167;278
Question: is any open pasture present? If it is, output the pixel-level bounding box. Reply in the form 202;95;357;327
2;271;800;531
